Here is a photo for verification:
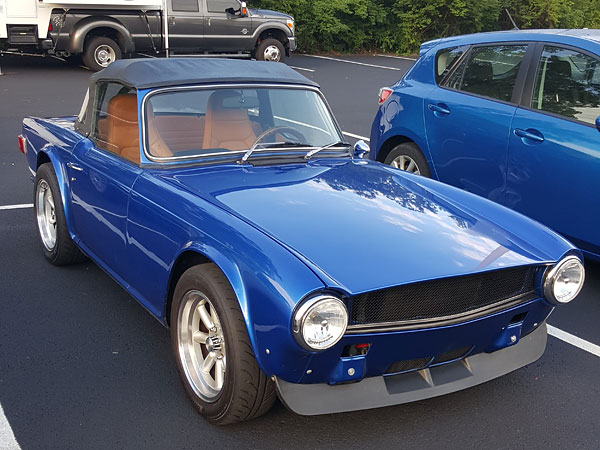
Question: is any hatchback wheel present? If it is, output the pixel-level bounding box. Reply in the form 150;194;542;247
171;263;276;424
384;142;431;177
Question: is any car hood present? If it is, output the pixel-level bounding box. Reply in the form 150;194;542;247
162;160;572;294
249;8;292;21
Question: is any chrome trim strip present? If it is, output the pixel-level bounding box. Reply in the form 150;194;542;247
345;292;539;334
140;83;345;164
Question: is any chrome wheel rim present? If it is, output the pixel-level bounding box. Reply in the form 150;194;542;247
390;155;421;174
94;45;116;67
36;179;57;251
177;290;226;401
263;45;281;62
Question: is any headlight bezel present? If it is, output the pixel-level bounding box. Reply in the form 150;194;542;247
543;255;585;305
292;294;348;351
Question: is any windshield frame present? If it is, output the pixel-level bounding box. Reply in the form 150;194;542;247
140;83;345;164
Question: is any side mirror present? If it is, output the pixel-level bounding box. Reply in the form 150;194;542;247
596;115;600;132
240;2;248;17
353;140;370;159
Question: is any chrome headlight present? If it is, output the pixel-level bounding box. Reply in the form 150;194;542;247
293;295;348;351
543;256;585;304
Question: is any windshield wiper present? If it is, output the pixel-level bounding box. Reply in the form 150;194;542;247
254;141;313;149
304;141;350;160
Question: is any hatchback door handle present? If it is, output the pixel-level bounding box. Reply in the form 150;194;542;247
428;103;450;115
514;128;544;143
67;162;84;171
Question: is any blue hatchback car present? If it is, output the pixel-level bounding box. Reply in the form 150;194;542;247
370;29;600;260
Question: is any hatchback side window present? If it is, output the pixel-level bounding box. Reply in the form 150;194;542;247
443;45;528;103
531;46;600;125
435;46;469;84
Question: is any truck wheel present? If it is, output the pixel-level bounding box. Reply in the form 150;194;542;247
34;163;86;265
83;36;122;72
171;263;276;424
255;38;285;62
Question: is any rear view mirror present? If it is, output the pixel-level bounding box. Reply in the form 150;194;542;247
596;115;600;132
353;140;370;158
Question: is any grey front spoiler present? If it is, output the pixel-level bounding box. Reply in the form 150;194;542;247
276;323;547;416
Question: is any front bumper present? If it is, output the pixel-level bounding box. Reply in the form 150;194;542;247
276;322;547;415
288;37;297;53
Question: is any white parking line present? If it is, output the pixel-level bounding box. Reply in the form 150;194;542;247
547;324;600;358
376;54;417;61
289;66;315;73
342;131;370;142
0;203;33;211
0;403;21;450
305;55;405;71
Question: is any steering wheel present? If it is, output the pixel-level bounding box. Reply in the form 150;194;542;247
249;126;308;151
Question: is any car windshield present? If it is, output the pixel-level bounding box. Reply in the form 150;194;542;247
143;86;345;161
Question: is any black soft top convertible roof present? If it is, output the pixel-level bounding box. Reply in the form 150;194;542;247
89;58;320;89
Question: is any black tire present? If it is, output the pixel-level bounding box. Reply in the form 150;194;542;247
171;264;276;425
34;163;86;265
82;36;122;72
383;142;431;177
254;38;285;62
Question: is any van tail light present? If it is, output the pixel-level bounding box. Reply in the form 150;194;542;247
18;135;27;155
378;87;393;105
48;21;53;32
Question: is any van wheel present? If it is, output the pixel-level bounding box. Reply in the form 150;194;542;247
83;37;122;72
255;38;285;62
384;142;431;177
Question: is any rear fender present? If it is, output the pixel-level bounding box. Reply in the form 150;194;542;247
68;16;134;54
35;148;76;242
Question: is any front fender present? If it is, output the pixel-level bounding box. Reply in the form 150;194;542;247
252;23;292;41
127;172;327;382
67;16;135;53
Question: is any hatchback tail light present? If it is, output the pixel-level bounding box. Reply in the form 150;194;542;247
378;87;393;105
18;135;27;154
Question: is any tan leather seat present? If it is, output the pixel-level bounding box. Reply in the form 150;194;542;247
202;90;257;151
106;94;140;163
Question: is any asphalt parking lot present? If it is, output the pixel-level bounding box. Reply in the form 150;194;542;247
0;53;599;449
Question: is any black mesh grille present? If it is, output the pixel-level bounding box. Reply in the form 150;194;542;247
349;266;538;327
432;346;472;365
385;357;432;375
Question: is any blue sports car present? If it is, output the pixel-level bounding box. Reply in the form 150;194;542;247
20;59;584;424
370;29;600;260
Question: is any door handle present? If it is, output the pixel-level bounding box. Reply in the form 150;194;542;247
514;128;544;143
428;103;450;115
67;162;84;171
207;17;211;26
168;16;175;25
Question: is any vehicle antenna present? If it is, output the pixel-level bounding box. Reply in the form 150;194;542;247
505;9;519;30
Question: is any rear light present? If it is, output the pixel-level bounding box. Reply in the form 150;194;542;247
18;135;27;155
378;87;393;105
48;22;52;32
